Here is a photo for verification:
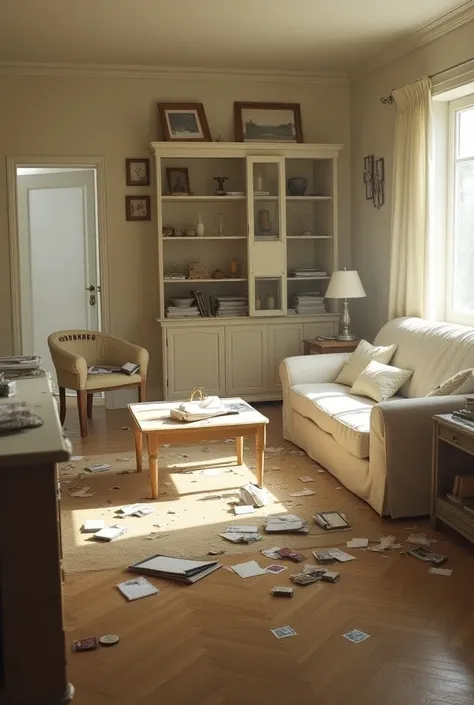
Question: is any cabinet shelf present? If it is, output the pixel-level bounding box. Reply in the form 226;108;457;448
287;276;330;280
286;196;332;201
161;195;245;202
163;236;247;240
164;278;248;284
287;235;332;240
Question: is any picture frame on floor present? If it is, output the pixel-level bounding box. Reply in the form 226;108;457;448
157;102;212;142
234;102;303;143
126;158;150;186
125;195;151;221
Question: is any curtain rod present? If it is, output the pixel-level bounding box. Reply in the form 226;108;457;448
380;55;474;104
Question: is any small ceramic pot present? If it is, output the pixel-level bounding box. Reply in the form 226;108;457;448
163;226;174;237
185;229;196;237
173;229;183;237
287;177;308;196
255;297;262;310
265;294;276;310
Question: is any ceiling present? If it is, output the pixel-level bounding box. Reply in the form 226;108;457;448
0;0;471;75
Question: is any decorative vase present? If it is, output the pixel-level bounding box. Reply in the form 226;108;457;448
258;209;272;233
287;177;308;196
216;212;225;237
265;294;276;310
255;171;264;192
230;257;238;278
196;214;204;237
255;296;262;310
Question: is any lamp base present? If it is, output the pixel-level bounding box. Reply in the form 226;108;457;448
335;332;357;341
337;298;358;342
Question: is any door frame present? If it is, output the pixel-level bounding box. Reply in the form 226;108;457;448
6;155;110;355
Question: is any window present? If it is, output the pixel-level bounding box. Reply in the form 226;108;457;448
446;96;474;325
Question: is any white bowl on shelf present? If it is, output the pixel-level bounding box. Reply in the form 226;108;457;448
171;297;194;307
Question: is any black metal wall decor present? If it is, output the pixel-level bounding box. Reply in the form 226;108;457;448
363;154;385;209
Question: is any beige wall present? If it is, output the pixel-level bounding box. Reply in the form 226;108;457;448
0;73;351;396
351;20;474;341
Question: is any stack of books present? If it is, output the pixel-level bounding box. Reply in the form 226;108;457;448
128;554;222;584
0;356;44;379
288;269;327;279
214;296;248;317
264;514;309;534
290;292;326;315
166;304;200;318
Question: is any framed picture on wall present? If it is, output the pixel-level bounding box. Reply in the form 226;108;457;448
157;102;212;141
126;158;150;186
125;195;151;221
234;102;303;143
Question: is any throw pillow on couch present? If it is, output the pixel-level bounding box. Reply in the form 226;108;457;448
335;339;398;387
427;368;474;396
350;360;413;402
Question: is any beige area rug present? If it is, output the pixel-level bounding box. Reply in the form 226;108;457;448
59;435;385;573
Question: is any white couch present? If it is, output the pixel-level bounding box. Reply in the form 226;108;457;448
280;317;474;518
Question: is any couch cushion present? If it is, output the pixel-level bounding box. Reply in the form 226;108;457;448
289;383;376;459
374;317;474;398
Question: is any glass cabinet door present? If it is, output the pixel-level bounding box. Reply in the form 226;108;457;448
247;156;287;316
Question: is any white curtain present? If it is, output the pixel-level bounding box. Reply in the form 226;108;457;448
388;76;432;319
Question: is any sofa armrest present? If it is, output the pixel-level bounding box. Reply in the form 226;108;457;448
370;395;465;518
279;353;351;389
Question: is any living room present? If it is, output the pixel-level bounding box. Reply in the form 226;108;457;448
1;1;474;704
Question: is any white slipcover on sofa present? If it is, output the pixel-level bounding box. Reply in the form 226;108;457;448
280;317;474;518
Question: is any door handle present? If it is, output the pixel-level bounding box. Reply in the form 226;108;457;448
86;285;95;292
89;294;96;306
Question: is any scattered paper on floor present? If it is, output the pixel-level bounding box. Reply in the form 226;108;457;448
346;538;369;548
230;560;267;578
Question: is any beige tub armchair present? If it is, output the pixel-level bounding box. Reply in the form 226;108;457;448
48;330;149;437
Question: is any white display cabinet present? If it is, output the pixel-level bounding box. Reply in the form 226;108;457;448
150;141;342;400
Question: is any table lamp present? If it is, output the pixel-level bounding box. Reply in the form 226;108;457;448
325;268;366;340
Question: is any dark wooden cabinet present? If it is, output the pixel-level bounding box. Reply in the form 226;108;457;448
0;377;73;705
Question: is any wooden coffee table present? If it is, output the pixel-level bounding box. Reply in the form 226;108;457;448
128;398;269;499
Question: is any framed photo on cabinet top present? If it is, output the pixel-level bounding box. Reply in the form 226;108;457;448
234;102;303;143
158;102;212;142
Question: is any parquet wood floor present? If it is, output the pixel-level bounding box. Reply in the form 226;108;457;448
63;402;474;705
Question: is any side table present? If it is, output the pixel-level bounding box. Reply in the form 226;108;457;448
432;413;474;543
303;338;360;355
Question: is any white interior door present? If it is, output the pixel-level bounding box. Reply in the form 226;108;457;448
17;169;99;382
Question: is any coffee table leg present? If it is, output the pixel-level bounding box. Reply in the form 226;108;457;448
148;434;159;499
255;424;265;487
134;427;143;473
235;436;244;465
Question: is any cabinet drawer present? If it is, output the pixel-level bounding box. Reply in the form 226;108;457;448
439;424;474;456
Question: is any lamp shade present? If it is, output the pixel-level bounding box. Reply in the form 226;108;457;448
325;270;366;299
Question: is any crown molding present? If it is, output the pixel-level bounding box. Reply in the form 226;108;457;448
353;0;474;78
0;61;348;85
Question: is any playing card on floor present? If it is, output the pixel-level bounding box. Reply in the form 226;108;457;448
343;629;370;643
271;626;297;639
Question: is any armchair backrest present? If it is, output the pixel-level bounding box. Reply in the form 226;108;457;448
48;330;105;366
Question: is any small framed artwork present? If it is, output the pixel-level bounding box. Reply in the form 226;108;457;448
234;102;303;143
363;155;374;200
166;167;191;195
157;102;212;141
126;158;150;186
373;157;385;208
125;195;151;221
